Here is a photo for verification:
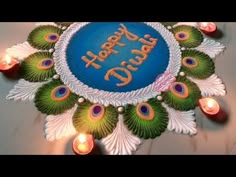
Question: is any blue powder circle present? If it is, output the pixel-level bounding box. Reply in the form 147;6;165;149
66;22;170;92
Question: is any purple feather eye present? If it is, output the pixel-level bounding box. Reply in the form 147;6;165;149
140;105;148;114
88;104;105;121
49;34;58;41
175;31;190;41
93;105;102;115
37;58;54;70
136;102;155;121
182;57;199;68
174;84;183;93
51;85;71;101
170;82;189;98
44;33;60;43
178;33;186;39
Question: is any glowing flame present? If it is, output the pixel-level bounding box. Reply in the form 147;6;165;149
207;100;215;109
5;55;12;65
78;134;87;144
201;22;208;28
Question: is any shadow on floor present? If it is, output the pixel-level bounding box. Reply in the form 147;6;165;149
206;108;229;124
215;29;224;39
205;29;224;39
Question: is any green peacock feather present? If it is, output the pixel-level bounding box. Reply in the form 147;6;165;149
162;76;202;111
172;25;203;48
72;102;118;139
20;52;56;82
124;98;168;139
181;50;215;79
34;80;78;115
27;25;63;50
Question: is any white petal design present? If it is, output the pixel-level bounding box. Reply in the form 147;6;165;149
45;105;77;142
35;22;57;27
6;79;48;101
101;115;142;155
187;74;226;97
173;22;198;27
162;103;197;135
6;42;39;61
195;38;225;58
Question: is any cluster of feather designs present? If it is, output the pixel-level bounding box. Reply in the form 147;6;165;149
6;22;226;155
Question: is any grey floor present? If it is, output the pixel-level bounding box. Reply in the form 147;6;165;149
0;22;235;155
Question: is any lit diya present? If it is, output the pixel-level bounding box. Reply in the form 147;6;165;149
198;22;217;35
199;97;220;116
0;54;19;74
72;133;94;155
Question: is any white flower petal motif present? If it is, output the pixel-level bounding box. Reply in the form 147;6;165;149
173;22;198;28
6;42;39;61
195;38;225;58
35;22;57;27
45;105;77;142
6;79;48;101
101;114;142;155
162;103;197;135
188;74;226;97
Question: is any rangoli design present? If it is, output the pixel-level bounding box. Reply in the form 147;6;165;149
5;22;226;155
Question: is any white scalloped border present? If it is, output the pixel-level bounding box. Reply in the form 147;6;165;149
53;22;182;107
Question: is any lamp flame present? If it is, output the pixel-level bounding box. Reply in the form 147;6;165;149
207;100;214;109
78;133;87;144
201;22;208;28
5;55;12;65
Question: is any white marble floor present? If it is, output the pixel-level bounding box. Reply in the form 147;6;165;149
0;22;235;155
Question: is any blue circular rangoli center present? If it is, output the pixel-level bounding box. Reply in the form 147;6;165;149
66;22;170;92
